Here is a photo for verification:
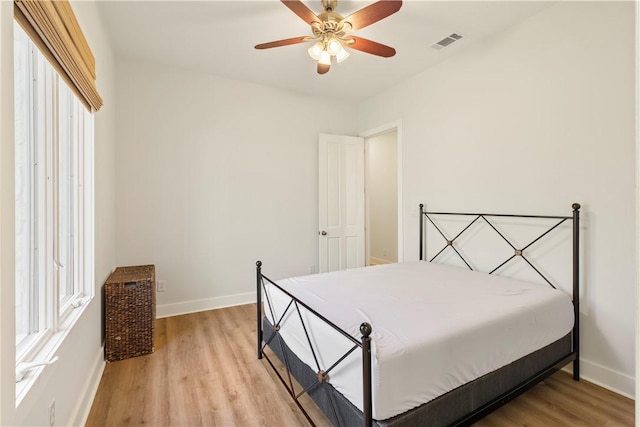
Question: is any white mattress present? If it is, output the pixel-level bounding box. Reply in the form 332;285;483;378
263;261;574;421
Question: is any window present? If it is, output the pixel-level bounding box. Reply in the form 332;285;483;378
14;21;94;388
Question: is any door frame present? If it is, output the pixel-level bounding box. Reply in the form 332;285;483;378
360;120;403;263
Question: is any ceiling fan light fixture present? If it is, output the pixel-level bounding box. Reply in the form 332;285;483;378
308;41;324;60
255;0;403;74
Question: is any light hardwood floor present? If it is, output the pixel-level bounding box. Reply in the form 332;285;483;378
87;304;634;426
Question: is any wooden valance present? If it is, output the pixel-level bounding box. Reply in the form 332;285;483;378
14;0;103;111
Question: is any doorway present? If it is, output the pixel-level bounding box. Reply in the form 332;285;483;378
365;129;399;266
317;124;402;272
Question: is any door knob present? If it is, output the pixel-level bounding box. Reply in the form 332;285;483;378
320;231;327;236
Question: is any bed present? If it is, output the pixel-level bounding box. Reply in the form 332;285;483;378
256;203;580;426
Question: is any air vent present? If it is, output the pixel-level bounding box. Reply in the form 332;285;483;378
431;33;463;50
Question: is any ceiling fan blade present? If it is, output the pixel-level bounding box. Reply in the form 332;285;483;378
317;62;330;74
343;0;402;31
347;36;396;57
255;36;310;50
281;0;320;25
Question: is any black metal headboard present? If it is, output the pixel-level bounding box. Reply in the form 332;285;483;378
419;203;581;379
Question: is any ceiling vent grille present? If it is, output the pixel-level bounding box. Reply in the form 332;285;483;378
431;33;463;50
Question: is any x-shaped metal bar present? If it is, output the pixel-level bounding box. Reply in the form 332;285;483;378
261;279;362;426
426;213;570;289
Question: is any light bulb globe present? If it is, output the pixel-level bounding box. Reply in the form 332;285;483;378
327;39;342;56
319;50;331;65
336;47;350;63
308;42;323;61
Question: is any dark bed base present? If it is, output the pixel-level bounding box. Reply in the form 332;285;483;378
264;316;573;426
257;203;581;426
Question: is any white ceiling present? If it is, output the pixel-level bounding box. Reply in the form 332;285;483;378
97;1;555;103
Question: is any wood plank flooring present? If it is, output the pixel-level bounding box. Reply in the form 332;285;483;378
86;304;634;427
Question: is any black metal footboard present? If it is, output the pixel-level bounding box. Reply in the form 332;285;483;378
256;261;373;427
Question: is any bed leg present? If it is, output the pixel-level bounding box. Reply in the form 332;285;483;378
257;260;263;360
361;322;373;427
419;204;424;261
572;203;580;381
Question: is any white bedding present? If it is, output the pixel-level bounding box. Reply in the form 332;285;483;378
263;261;574;421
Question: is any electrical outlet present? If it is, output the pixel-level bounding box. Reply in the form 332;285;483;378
156;280;166;292
49;400;55;427
309;265;316;274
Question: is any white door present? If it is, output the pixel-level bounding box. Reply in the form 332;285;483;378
318;133;365;273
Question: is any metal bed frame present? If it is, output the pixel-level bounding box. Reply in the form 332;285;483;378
256;203;581;426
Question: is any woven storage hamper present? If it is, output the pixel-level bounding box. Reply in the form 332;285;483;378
105;265;156;362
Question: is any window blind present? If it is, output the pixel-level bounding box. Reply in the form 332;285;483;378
14;0;103;111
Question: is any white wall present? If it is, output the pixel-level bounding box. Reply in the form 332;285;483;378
358;1;636;397
636;2;640;422
115;59;358;317
367;131;398;263
0;2;118;425
0;2;16;423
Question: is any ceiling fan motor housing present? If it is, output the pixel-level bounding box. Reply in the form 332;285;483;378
313;12;350;39
322;0;338;12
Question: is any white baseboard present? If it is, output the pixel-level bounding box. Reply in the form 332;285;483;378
562;357;635;399
580;358;635;399
70;345;106;426
156;292;255;319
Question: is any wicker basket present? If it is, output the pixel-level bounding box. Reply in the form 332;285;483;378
105;265;156;362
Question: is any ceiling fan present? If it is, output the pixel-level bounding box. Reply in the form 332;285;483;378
255;0;402;74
